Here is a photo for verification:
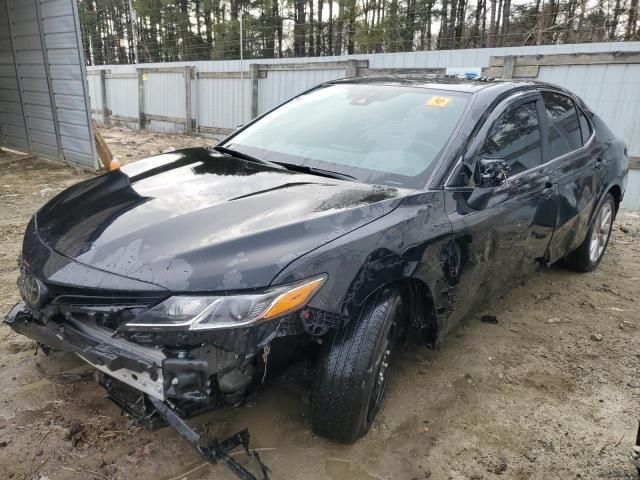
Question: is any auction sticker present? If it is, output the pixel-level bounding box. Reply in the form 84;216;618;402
426;96;452;107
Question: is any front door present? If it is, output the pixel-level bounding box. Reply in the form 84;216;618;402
442;92;558;333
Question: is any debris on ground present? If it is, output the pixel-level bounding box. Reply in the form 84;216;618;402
149;396;270;480
97;126;214;165
479;314;499;324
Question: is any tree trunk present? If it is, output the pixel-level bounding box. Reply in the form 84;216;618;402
536;0;546;45
495;0;503;46
317;0;323;55
335;0;344;55
194;0;202;38
348;0;357;53
204;3;214;57
455;0;466;47
447;0;458;47
500;0;510;45
627;0;639;39
328;0;334;54
212;0;226;59
309;0;315;55
405;0;416;51
488;0;497;47
438;0;449;48
472;0;483;47
388;0;399;51
294;0;306;56
426;0;433;49
481;0;486;46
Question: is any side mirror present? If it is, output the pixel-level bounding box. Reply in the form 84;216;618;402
475;158;510;187
467;159;510;210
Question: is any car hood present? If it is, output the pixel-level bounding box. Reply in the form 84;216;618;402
35;148;405;291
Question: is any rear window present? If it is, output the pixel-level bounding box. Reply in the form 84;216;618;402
577;108;592;144
226;84;470;188
541;91;582;159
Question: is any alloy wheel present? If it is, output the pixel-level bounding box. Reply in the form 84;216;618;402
589;201;613;264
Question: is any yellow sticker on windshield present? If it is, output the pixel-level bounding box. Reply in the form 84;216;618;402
426;96;452;107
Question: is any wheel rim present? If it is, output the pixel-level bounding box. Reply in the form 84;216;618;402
589;201;613;264
366;322;395;424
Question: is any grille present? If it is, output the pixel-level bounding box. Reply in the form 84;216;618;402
40;282;168;331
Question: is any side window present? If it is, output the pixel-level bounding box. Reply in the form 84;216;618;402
478;101;542;176
577;108;592;144
541;91;582;159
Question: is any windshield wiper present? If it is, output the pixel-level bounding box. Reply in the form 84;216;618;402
273;162;357;182
212;145;284;169
213;146;356;181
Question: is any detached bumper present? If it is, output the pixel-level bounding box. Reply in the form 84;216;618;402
6;302;166;399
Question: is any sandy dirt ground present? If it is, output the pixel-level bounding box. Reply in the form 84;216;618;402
0;127;639;480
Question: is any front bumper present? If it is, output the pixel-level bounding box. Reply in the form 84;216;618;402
4;302;251;402
6;302;166;398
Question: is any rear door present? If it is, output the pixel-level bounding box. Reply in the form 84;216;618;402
539;90;601;263
442;92;558;332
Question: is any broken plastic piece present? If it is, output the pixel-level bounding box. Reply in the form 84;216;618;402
148;396;270;480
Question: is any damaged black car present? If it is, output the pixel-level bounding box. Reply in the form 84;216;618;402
6;76;628;446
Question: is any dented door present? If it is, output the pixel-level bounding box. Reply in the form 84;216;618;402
440;94;558;333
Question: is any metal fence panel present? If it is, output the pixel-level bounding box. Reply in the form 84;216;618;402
106;76;138;128
197;77;251;130
41;0;96;169
7;0;59;161
0;0;29;151
86;72;104;121
0;0;96;169
625;170;640;209
142;70;186;132
258;68;347;114
538;63;640;160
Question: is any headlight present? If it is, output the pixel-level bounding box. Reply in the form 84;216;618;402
126;275;326;330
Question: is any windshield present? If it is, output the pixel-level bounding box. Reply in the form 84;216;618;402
224;83;470;188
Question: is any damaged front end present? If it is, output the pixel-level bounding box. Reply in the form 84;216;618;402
5;299;263;407
7;259;325;403
6;264;327;479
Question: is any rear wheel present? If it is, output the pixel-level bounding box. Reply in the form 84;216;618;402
310;288;404;443
563;193;615;272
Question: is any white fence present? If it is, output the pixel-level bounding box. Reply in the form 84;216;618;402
86;41;640;208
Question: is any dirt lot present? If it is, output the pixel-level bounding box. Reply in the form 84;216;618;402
1;127;639;480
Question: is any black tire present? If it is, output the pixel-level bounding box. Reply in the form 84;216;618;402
563;193;616;272
310;288;404;443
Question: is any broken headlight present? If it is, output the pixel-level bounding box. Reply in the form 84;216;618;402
126;275;326;330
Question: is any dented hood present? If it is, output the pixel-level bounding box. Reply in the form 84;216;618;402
35;148;404;291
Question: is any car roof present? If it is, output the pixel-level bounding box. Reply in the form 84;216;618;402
330;74;541;94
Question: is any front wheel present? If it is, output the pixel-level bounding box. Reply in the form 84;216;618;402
309;288;404;443
563;193;615;272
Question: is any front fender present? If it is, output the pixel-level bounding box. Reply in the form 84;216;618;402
272;192;453;330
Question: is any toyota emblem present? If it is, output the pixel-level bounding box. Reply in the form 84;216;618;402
19;268;46;308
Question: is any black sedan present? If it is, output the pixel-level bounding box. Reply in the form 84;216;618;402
6;76;629;445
